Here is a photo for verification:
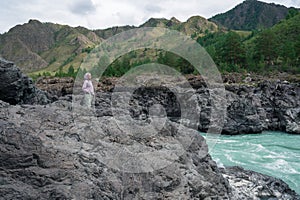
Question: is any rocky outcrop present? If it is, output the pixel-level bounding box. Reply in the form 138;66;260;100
92;79;300;135
221;166;299;199
36;75;300;134
192;81;299;134
36;76;74;97
0;99;299;199
0;99;231;199
223;82;300;134
0;59;53;105
0;62;298;198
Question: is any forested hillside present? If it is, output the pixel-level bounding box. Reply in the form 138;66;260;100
198;12;300;74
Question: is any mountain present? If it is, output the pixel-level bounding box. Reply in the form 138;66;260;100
210;0;296;30
95;16;218;39
0;20;102;73
247;12;300;67
0;16;219;74
140;16;218;37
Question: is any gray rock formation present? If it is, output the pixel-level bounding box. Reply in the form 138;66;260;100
0;99;299;199
91;81;300;135
36;76;74;97
222;82;300;134
35;75;300;135
0;99;297;199
221;166;299;200
0;58;53;105
0;61;299;199
0;99;231;199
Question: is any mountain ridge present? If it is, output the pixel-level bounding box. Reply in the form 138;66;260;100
0;19;103;73
210;0;298;30
0;16;219;74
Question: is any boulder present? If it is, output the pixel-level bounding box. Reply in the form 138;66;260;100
221;166;299;199
0;59;53;105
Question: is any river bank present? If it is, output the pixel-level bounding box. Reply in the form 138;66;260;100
1;59;299;199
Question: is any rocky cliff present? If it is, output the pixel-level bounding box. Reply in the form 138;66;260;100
0;99;232;199
0;61;299;199
39;75;299;135
223;82;300;134
36;76;74;97
36;75;300;135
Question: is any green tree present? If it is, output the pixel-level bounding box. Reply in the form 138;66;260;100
294;35;300;66
219;31;246;66
177;57;194;74
42;71;51;77
286;8;299;20
254;29;278;65
55;66;64;77
280;41;296;67
67;65;75;77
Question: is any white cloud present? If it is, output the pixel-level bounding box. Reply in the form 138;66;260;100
0;0;299;33
69;0;96;15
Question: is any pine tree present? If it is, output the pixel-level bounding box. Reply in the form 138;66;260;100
254;29;278;65
219;31;245;66
67;65;75;77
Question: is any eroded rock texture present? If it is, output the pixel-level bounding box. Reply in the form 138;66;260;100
0;100;231;199
0;59;53;105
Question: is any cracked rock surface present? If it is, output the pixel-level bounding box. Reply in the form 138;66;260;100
1;100;299;199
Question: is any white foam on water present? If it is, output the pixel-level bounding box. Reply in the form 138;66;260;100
207;132;300;195
224;153;244;165
213;157;225;168
265;159;299;174
216;139;238;144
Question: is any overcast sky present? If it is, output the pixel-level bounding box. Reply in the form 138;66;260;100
0;0;299;33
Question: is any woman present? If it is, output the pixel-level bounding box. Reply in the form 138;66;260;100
82;72;95;108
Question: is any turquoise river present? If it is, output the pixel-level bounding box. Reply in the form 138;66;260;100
203;131;300;195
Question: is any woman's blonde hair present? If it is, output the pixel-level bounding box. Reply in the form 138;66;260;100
84;72;91;80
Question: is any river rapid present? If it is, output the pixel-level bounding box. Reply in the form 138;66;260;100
204;131;300;195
